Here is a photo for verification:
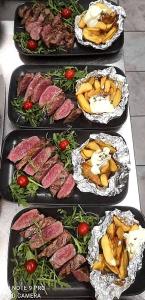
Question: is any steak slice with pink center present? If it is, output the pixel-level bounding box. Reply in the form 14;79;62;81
24;145;56;176
57;174;75;199
34;154;59;182
24;73;43;101
38;230;71;258
12;209;40;230
63;108;82;124
59;254;86;277
29;221;63;249
72;267;90;282
50;169;68;196
53;99;74;121
30;22;43;40
39;85;62;107
7;136;40;163
21;216;56;239
17;73;34;96
47;93;65;116
49;244;76;269
42;162;64;189
31;77;52;103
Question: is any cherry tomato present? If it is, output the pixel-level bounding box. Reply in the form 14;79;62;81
17;175;29;188
61;7;72;19
77;222;90;236
59;139;70;151
23;101;33;110
24;259;38;274
27;39;38;51
64;68;76;80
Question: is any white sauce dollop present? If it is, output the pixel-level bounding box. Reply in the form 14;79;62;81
124;226;145;258
90;95;115;114
91;147;111;175
83;4;107;28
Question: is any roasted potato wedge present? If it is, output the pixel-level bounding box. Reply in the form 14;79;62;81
82;162;101;186
83;28;102;44
100;161;110;174
113;88;122;107
79;17;86;29
116;242;123;265
107;222;116;239
82;148;94;158
76;82;92;95
119;249;128;279
100;76;107;89
95;140;116;154
113;216;131;232
102;26;117;43
96;21;107;31
109;158;118;172
94;79;101;92
101;234;116;266
77;94;91;113
93;254;105;271
87;89;98;98
88;77;95;85
104;79;111;93
105;262;119;275
100;174;109;187
130;224;139;231
86;141;101;152
81;150;87;160
116;227;124;240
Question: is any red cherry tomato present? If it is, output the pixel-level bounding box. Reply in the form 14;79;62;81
27;39;38;51
17;175;29;188
64;69;76;80
77;222;90;236
61;7;72;19
24;259;37;274
23;101;33;110
59;139;70;151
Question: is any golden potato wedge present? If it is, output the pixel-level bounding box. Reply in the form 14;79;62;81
113;216;131;232
100;161;110;174
116;227;124;240
82;162;101;186
104;79;111;93
83;28;102;44
109;236;118;257
106;23;113;30
100;76;107;90
88;77;95;85
95;140;116;154
112;88;122;108
109;158;118;172
81;150;87;160
102;26;117;43
87;89;98;99
77;94;92;113
119;249;128;279
100;174;109;187
116;242;123;264
94;79;101;93
86;141;101;151
96;21;107;31
101;234;116;266
76;82;92;95
84;91;89;101
96;3;108;10
130;224;139;231
82;148;94;158
107;222;116;239
85;27;101;35
105;261;119;275
87;159;92;166
93;254;105;271
79;17;86;29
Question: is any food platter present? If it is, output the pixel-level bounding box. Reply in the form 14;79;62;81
14;0;124;57
8;205;145;298
8;64;128;130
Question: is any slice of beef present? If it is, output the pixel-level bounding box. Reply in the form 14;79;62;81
42;163;64;189
64;29;75;49
29;221;63;249
39;85;62;107
47;93;65;116
17;73;34;96
7;136;40;163
31;77;52;103
12;209;40;230
59;254;86;277
21;216;56;239
18;5;28;18
29;22;43;41
63;108;82;124
24;73;43;101
38;230;71;258
16;138;48;170
41;24;52;46
53;99;74;121
24;145;56;176
50;244;76;269
72;267;90;282
21;8;32;25
50;169;68;197
52;14;62;27
34;154;59;183
57;174;75;199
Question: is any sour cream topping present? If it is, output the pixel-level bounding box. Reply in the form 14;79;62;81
124;226;145;258
90;95;115;114
83;4;108;28
91;147;111;175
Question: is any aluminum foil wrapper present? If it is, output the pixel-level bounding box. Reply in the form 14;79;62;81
75;0;126;50
75;67;129;124
87;209;145;300
72;133;130;196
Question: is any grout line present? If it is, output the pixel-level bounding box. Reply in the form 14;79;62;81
125;31;145;33
126;70;145;73
131;115;145;118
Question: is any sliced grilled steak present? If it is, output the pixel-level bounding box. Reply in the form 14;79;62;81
24;145;56;176
17;73;34;96
50;244;76;269
57;174;75;199
72;267;90;282
41;24;52;45
21;216;56;239
24;73;43;101
64;28;75;49
47;93;65;116
34;154;59;182
53;99;74;121
29;21;43;41
39;85;62;107
7;136;40;163
38;230;71;258
50;169;68;196
12;209;40;230
29;221;63;249
59;254;86;277
63;108;82;124
42;163;64;189
20;8;32;25
16;138;47;170
31;77;52;103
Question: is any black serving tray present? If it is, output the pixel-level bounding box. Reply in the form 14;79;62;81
0;129;128;206
8;65;128;130
8;205;145;298
14;1;124;57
